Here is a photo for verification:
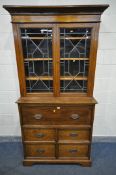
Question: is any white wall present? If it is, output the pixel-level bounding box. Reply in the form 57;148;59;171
0;0;116;136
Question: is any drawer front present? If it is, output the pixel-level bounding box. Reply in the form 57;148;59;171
25;144;55;158
21;106;91;125
23;129;55;141
58;129;90;141
58;144;89;158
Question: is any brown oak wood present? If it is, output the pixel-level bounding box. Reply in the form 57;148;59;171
26;76;87;81
61;36;90;40
60;76;88;80
11;15;101;23
23;128;56;141
61;58;89;61
24;144;55;158
24;58;89;61
26;76;53;81
22;37;52;40
12;24;26;96
23;159;92;166
3;5;109;15
26;92;87;97
58;144;89;158
53;24;60;96
25;58;52;61
21;106;92;125
58;129;90;141
87;23;100;96
22;125;91;129
17;97;97;104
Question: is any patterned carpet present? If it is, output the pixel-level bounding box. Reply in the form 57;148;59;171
0;141;116;175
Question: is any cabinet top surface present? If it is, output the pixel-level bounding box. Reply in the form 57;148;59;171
3;5;109;15
17;97;97;105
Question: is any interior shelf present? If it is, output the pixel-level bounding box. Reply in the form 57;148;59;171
61;76;87;80
26;76;87;81
22;37;52;40
25;58;52;61
26;76;53;80
60;36;90;40
24;58;89;61
22;36;90;40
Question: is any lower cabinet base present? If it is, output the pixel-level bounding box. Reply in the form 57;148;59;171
19;102;96;167
23;159;92;167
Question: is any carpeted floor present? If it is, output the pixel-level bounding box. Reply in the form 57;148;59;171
0;141;116;175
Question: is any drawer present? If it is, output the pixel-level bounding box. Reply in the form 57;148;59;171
21;106;92;125
58;129;90;141
58;144;89;158
23;128;55;141
25;144;55;158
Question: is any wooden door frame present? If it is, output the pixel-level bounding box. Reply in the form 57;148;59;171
13;23;58;97
57;23;100;97
13;22;100;97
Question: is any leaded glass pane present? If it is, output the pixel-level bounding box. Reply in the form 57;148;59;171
60;28;91;93
21;28;53;93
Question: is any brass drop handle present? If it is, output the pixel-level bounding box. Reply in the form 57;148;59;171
71;114;80;120
69;149;78;153
36;149;45;154
70;132;78;137
33;114;42;120
35;133;45;138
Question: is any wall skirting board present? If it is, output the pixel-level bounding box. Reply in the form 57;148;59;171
0;136;116;142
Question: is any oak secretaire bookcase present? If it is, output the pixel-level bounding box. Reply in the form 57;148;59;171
3;5;109;166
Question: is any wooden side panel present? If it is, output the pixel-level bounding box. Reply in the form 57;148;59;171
87;23;100;96
12;24;26;96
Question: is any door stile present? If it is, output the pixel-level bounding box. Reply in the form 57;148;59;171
52;24;60;96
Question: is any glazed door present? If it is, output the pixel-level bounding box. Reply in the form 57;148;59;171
57;23;97;96
19;24;55;94
59;24;91;94
16;23;98;97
